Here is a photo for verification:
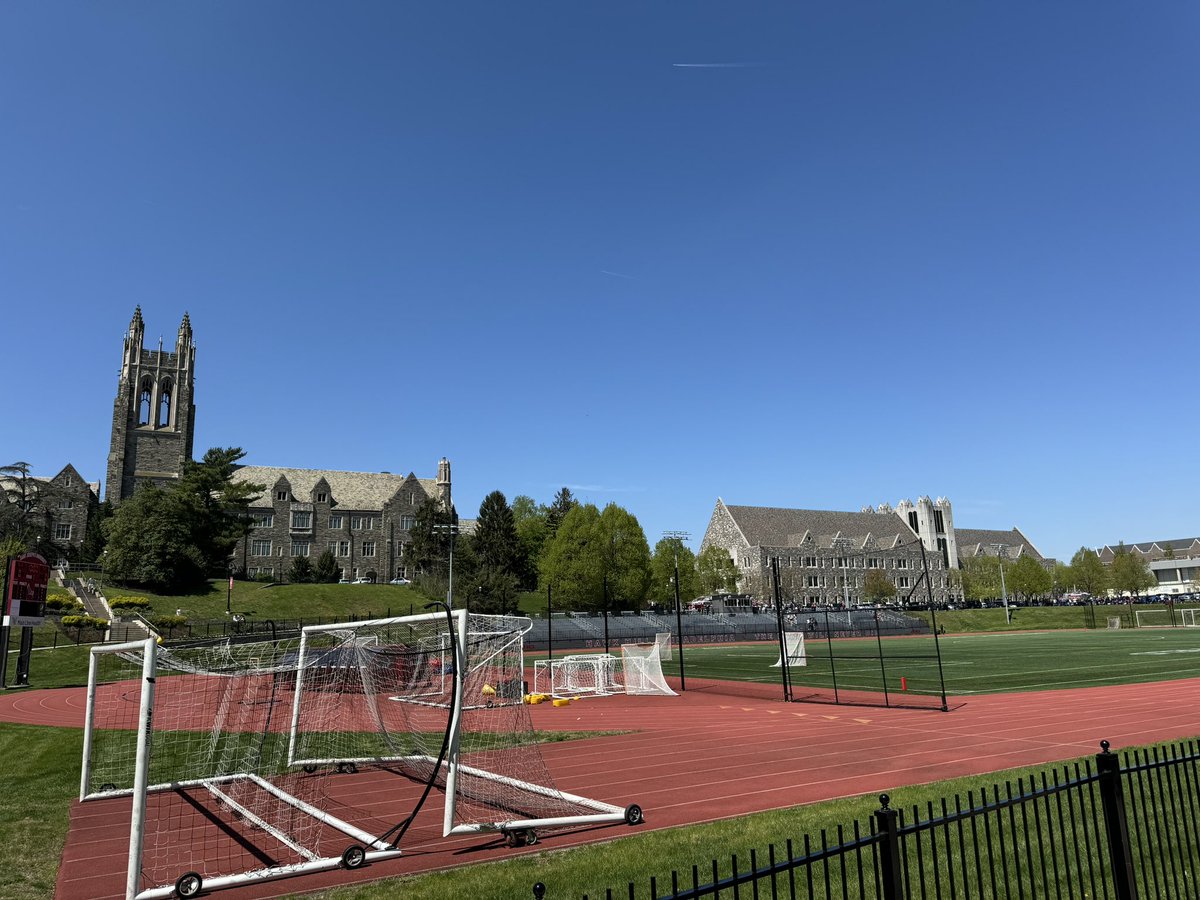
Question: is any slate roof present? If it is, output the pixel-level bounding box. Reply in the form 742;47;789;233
232;466;436;511
723;504;918;549
955;527;1045;561
1098;538;1200;561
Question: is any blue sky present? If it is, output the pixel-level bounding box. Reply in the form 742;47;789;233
2;3;1198;562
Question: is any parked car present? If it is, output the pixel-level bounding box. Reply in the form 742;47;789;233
389;577;411;585
352;577;373;584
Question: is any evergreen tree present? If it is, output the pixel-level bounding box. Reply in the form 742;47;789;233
288;556;314;583
545;487;578;539
313;549;340;583
473;491;523;578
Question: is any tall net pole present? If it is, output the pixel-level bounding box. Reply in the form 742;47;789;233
771;557;791;702
663;531;690;692
919;540;950;712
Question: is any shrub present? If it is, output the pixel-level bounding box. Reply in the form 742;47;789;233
149;614;188;629
46;595;83;613
61;614;109;630
110;596;152;611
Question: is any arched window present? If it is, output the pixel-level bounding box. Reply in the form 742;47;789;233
158;380;173;427
138;377;152;425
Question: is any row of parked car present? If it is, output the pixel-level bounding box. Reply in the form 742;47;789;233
337;576;412;585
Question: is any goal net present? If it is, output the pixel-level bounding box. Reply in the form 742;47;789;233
82;611;637;900
771;632;808;667
1107;617;1122;630
654;631;673;661
1134;608;1200;628
620;643;677;696
533;653;623;700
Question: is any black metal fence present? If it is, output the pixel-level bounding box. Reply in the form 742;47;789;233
555;739;1199;900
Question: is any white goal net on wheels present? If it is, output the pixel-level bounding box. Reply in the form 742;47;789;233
82;611;639;900
620;643;676;696
654;631;673;661
771;632;808;667
1107;617;1122;630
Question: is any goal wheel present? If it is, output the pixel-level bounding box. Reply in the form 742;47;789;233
624;804;644;826
174;871;203;898
504;830;525;848
99;783;117;793
524;829;539;846
336;762;358;775
341;844;367;869
303;765;317;774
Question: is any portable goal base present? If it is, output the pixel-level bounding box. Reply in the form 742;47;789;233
81;638;402;900
82;612;641;900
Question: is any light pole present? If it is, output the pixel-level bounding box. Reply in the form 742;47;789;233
831;537;853;610
434;523;459;610
663;531;690;691
994;544;1011;624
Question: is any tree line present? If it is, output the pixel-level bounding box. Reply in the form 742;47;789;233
956;544;1157;604
404;487;740;615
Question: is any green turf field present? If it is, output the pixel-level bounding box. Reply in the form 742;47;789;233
653;627;1200;697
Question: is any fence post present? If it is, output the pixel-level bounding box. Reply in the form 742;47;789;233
1096;740;1139;900
874;794;903;900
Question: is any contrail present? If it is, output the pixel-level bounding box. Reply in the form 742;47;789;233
672;62;762;68
600;270;634;280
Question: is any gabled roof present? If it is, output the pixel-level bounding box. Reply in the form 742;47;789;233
955;527;1045;561
1098;538;1200;561
233;466;436;511
721;504;918;549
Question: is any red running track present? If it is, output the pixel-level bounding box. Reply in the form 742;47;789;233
1;676;1196;900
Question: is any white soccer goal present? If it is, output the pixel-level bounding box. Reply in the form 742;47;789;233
533;652;624;700
654;631;673;661
771;632;808;667
1133;609;1200;628
1107;617;1122;630
620;643;677;696
82;611;641;900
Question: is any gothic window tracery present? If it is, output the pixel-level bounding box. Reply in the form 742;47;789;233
138;377;153;425
158;380;173;427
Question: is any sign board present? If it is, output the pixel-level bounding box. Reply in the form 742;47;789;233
4;553;50;628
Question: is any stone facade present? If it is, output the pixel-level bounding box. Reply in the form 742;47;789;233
0;464;99;557
701;499;952;606
231;461;452;583
105;307;196;504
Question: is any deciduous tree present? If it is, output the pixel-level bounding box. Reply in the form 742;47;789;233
1109;543;1155;597
1068;547;1109;597
863;568;897;603
1007;555;1052;601
697;546;740;595
649;537;698;607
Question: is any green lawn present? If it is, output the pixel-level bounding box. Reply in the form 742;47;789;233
95;577;425;622
654;627;1200;697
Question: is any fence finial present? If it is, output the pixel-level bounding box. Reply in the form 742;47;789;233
1100;740;1111;754
533;882;546;899
879;793;891;809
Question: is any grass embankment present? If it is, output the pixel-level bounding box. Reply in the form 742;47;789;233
5;720;1146;900
92;577;424;622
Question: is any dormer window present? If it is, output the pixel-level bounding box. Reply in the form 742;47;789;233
276;490;289;501
316;492;327;503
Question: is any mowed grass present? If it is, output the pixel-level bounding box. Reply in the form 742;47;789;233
653;627;1200;697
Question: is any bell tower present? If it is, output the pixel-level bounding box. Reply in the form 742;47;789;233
105;308;197;503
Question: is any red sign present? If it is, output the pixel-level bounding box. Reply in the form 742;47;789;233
5;553;50;627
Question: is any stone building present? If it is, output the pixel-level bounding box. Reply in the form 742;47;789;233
700;496;1048;607
0;464;100;557
231;459;453;583
105;307;196;504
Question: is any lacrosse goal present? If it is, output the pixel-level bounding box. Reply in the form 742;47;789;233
771;631;808;667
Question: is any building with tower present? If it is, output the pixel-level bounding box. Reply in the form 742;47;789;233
105;307;196;504
102;309;454;581
700;496;1047;607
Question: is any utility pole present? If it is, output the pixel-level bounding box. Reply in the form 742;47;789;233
434;523;459;610
663;531;690;691
994;544;1011;624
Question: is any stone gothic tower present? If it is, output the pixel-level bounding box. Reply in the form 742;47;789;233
105;308;197;503
436;456;452;511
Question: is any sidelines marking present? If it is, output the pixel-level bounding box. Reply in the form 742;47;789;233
1131;648;1200;656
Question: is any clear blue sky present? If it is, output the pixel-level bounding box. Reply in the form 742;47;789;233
2;3;1198;562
